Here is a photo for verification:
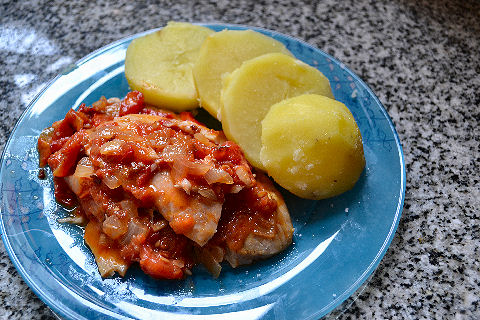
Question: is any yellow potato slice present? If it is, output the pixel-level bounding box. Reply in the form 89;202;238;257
260;94;365;200
193;30;292;118
220;53;334;170
125;22;214;111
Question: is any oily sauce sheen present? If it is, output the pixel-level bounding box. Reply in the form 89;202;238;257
38;91;293;279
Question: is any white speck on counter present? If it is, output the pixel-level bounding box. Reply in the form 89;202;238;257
0;25;57;55
46;56;73;73
21;83;47;106
14;74;36;87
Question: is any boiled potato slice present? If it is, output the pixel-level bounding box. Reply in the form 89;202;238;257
125;22;214;111
261;94;365;200
220;53;334;170
193;30;292;118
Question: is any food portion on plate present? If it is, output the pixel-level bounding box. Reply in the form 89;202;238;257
192;29;292;118
220;52;334;170
260;94;365;200
38;92;293;279
38;22;365;280
125;22;214;111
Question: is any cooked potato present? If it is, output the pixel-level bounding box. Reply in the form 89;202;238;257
125;22;214;111
193;30;292;118
220;53;334;170
260;94;365;200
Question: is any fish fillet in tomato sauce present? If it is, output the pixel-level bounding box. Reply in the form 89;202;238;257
38;91;293;279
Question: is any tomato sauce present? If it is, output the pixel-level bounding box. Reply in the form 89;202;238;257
53;177;78;207
38;91;288;279
211;184;278;251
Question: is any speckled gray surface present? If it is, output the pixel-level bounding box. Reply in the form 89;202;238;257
0;0;479;319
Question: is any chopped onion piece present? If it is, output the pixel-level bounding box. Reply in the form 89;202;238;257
100;139;124;155
107;97;121;104
79;198;104;221
173;157;211;177
195;247;222;278
174;178;192;194
152;220;167;232
103;174;121;189
230;185;243;194
74;158;94;178
172;259;185;268
208;245;225;262
205;167;234;185
66;160;94;197
197;187;217;200
98;233;111;247
201;129;222;144
120;200;138;218
58;215;86;225
162;144;185;162
235;166;254;186
97;128;116;140
193;132;210;145
103;215;128;239
121;220;148;245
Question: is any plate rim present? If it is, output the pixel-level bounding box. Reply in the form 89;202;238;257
0;23;406;320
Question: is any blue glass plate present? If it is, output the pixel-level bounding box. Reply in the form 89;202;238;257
0;24;405;319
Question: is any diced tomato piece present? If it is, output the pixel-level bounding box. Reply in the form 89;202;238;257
50;136;70;154
179;111;203;126
192;139;214;159
98;141;135;164
170;215;195;235
92;113;114;127
136;164;155;186
48;132;85;177
64;109;87;131
53;177;78;207
119;91;145;116
76;103;90;114
141;107;176;119
139;246;183;279
38;135;52;167
213;141;245;165
51;109;87;142
52;118;74;140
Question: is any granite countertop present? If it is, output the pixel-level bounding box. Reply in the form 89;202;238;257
1;0;479;319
